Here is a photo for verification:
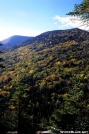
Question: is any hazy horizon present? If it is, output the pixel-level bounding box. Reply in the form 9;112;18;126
0;0;83;40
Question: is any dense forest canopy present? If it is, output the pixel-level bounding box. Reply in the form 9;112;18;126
0;28;89;133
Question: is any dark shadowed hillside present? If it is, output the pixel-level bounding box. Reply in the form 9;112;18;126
16;28;89;49
0;28;89;133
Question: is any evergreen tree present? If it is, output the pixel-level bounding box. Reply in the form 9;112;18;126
0;43;4;68
67;0;89;27
0;43;6;133
49;91;89;132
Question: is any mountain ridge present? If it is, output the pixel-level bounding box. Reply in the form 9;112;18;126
10;28;89;50
1;28;89;50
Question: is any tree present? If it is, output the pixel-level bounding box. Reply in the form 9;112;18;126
0;43;6;133
49;90;89;132
67;0;89;27
0;43;4;68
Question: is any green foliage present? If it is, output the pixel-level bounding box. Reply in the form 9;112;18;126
67;0;89;27
50;90;89;131
0;29;89;133
0;43;5;68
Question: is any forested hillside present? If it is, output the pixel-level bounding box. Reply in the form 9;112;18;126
0;28;89;133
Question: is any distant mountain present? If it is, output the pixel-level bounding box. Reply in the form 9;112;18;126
2;28;88;50
0;35;33;49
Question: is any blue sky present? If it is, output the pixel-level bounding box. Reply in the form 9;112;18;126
0;0;83;40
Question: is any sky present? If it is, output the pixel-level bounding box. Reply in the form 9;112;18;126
0;0;83;40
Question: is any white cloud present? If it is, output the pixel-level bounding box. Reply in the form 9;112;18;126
53;15;89;30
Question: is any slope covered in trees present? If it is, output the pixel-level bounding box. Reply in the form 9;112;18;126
0;28;89;133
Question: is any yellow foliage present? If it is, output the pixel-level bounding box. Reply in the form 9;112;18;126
64;40;77;47
3;85;12;90
10;85;12;89
79;73;84;78
3;75;8;81
71;58;76;62
9;105;16;110
49;55;53;60
0;76;3;82
62;93;67;98
29;69;34;74
27;62;30;65
0;91;7;95
46;74;57;81
56;61;61;65
64;67;74;73
21;68;25;72
40;80;46;88
9;71;15;74
63;61;66;65
4;86;7;89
